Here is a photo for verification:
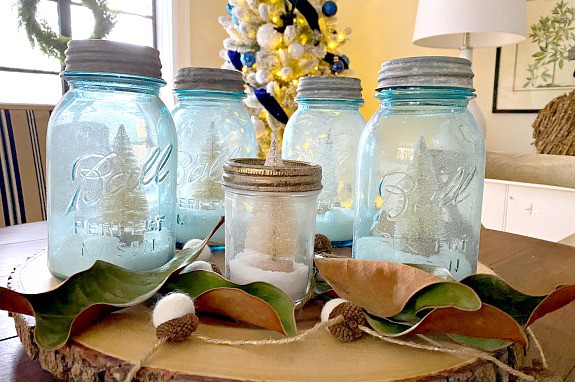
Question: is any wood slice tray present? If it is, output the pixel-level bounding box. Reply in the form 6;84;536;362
9;251;519;382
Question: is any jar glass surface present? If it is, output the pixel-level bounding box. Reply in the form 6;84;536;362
172;90;256;247
282;98;365;246
353;87;485;280
224;188;319;305
47;72;177;279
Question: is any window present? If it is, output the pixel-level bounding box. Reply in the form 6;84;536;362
0;0;157;105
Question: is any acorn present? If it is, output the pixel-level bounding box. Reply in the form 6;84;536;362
320;298;367;342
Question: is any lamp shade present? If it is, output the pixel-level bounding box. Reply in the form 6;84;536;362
413;0;526;48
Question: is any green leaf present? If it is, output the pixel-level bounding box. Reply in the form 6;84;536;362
461;274;544;325
163;270;297;336
2;218;224;350
448;334;512;352
407;264;456;281
366;312;411;335
391;282;481;324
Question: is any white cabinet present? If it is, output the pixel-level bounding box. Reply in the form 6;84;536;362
482;179;575;242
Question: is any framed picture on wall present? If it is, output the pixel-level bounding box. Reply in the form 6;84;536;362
492;0;575;113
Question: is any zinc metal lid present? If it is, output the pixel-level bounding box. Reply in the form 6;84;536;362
297;76;363;100
377;56;474;90
222;141;322;193
64;40;163;79
174;67;245;92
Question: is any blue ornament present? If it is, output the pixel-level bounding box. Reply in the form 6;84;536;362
331;60;345;74
226;4;234;15
232;14;239;25
241;52;256;67
340;54;350;68
322;1;338;17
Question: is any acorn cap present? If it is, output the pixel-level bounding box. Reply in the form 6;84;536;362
64;40;163;79
156;313;199;342
222;140;322;193
377;56;474;90
328;301;367;342
174;67;245;92
296;76;363;100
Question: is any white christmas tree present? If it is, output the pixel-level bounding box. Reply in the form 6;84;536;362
394;137;443;256
220;0;351;156
99;125;148;240
189;129;226;201
243;140;299;269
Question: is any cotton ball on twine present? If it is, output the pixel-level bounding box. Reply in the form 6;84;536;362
288;42;305;59
152;293;199;343
183;260;222;275
257;23;282;50
321;298;367;342
183;238;212;261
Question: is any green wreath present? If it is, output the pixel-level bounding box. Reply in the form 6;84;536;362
17;0;116;63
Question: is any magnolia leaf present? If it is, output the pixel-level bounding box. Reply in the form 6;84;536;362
368;304;527;345
163;270;297;336
314;257;448;317
526;285;575;327
407;264;457;282
448;334;512;352
391;282;481;324
0;218;224;350
462;274;545;325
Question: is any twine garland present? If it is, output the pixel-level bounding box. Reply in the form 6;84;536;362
532;90;575;155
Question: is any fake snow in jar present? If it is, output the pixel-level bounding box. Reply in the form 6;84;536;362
46;40;177;279
171;67;256;248
222;141;322;305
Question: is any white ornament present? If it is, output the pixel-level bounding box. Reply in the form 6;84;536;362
266;81;278;96
320;298;348;323
288;42;304;59
256;69;271;84
183;238;212;261
280;67;293;78
257;23;282;50
251;116;266;137
152;293;196;328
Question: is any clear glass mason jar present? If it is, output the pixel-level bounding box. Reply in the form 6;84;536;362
282;76;366;247
172;68;256;249
222;142;322;305
47;40;177;279
353;57;485;280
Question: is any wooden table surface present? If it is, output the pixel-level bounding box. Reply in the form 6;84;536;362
0;221;574;381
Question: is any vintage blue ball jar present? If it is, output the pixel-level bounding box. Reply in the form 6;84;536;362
282;76;365;247
171;67;256;248
353;57;485;280
46;40;177;279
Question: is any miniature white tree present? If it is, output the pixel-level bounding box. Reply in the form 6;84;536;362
190;130;226;201
220;0;351;155
394;137;443;256
243;140;299;269
98;125;148;230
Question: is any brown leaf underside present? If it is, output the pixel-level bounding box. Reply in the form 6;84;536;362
194;288;287;335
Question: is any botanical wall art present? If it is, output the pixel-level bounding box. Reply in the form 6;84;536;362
493;0;575;113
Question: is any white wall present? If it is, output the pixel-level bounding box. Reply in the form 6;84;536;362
175;0;537;153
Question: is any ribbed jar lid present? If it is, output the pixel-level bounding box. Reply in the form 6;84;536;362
174;67;245;92
377;56;474;90
297;76;363;100
222;141;322;193
64;40;163;79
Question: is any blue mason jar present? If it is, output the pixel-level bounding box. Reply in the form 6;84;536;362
171;68;256;248
47;40;177;279
353;57;485;280
282;76;365;247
